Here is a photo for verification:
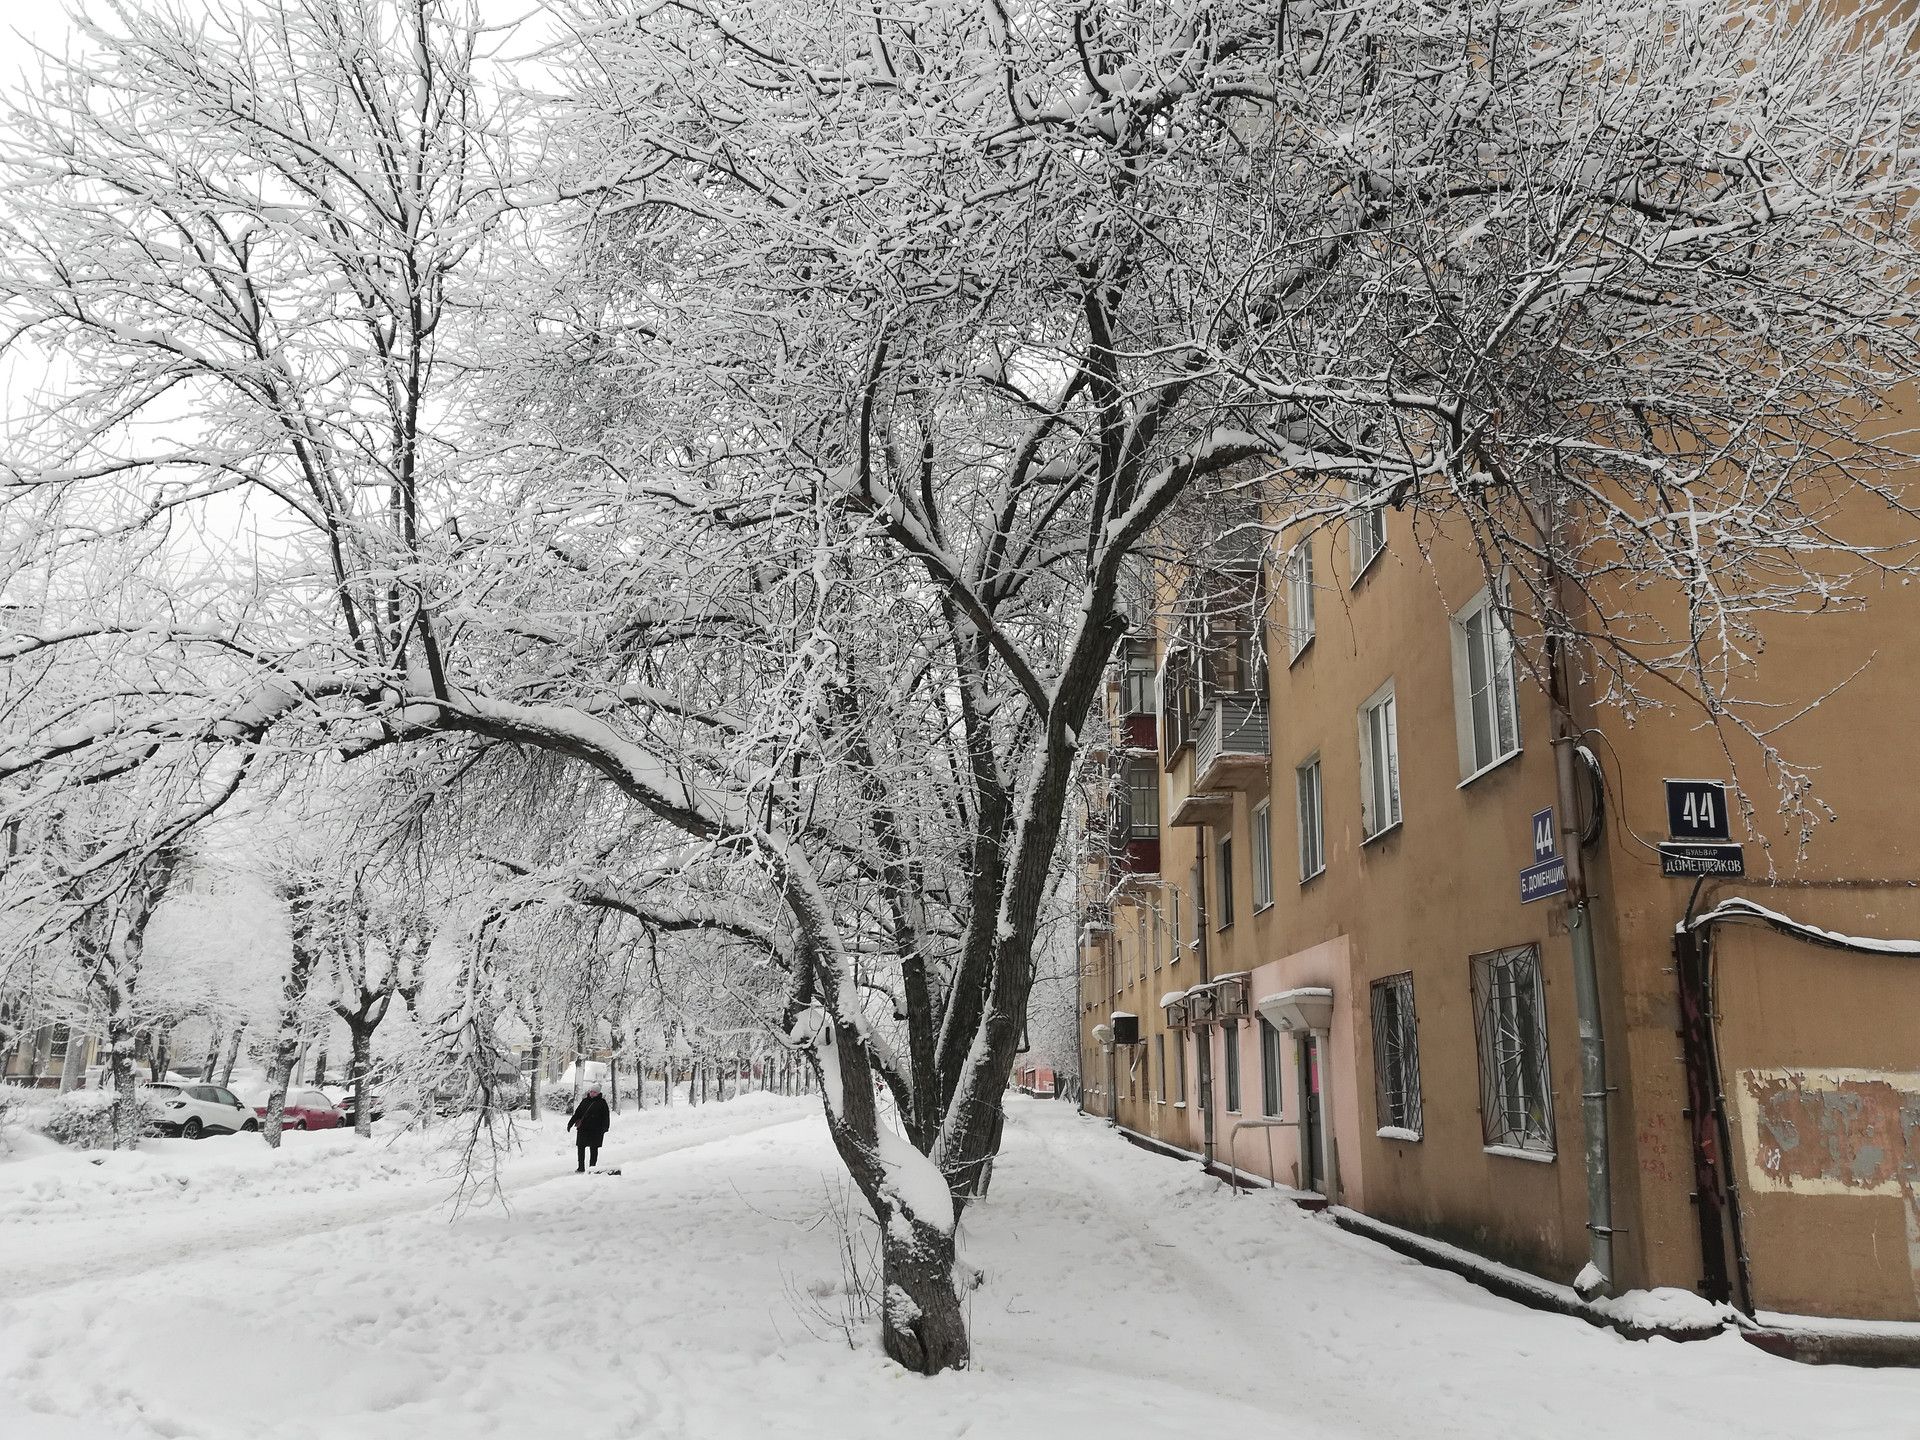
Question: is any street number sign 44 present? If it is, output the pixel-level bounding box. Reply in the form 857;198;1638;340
1665;779;1731;842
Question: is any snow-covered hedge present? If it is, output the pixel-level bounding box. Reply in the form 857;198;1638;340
38;1088;161;1149
0;1086;21;1152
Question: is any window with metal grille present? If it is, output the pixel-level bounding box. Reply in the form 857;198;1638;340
47;1023;70;1064
1222;1021;1242;1113
1369;973;1422;1138
1260;1018;1284;1117
1174;1027;1188;1103
1470;945;1555;1154
1155;1033;1167;1103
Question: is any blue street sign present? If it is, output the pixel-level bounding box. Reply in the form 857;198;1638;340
1531;807;1556;863
1665;780;1731;842
1520;856;1568;904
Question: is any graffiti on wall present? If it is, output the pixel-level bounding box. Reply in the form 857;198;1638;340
1736;1068;1920;1306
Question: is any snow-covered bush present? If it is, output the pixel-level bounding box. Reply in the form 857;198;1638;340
38;1088;160;1149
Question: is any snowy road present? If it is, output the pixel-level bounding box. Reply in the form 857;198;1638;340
0;1101;809;1301
2;1096;1917;1440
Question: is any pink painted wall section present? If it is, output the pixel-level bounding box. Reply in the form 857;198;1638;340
1204;935;1366;1207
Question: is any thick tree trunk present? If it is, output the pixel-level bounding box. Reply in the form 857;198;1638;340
106;1014;140;1148
311;1045;328;1085
264;1036;299;1148
879;1218;968;1375
200;1028;224;1084
348;1024;375;1138
148;1026;171;1082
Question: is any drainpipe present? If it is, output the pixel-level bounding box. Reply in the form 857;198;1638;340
1549;636;1616;1295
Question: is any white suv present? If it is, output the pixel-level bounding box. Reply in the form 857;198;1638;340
148;1082;257;1138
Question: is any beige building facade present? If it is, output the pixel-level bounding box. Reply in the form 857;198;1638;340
1078;505;1920;1323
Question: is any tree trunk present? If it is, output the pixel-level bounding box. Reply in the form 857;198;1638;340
218;1023;246;1086
529;1033;543;1121
106;1014;140;1148
311;1045;328;1085
148;1026;171;1083
348;1023;375;1139
879;1217;969;1375
200;1028;224;1084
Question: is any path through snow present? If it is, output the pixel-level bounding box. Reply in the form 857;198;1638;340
1;1096;1916;1439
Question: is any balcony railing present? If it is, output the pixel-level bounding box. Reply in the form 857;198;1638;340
1194;694;1268;792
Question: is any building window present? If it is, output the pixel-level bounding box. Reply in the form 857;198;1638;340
1155;1033;1167;1103
1251;802;1273;911
1286;539;1315;659
1369;973;1423;1138
1296;754;1325;880
1222;1022;1242;1113
1214;833;1234;930
1125;758;1161;838
1174;1027;1188;1103
1169;890;1182;964
1453;586;1520;779
1358;682;1401;839
1471;945;1555;1155
1137;914;1149;988
1260;1018;1284;1117
1121;641;1157;716
1349;482;1387;580
47;1023;70;1064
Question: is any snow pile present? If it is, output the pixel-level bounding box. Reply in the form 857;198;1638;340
1591;1287;1741;1332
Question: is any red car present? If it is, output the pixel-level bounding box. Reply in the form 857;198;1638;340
241;1085;345;1131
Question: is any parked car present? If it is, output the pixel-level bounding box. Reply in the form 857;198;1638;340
147;1082;258;1138
320;1084;384;1125
236;1084;346;1131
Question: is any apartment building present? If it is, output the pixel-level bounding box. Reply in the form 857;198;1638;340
1078;503;1920;1324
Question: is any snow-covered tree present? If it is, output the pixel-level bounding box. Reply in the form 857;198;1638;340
6;0;1920;1372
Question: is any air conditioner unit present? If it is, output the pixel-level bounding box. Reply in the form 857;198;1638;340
1212;971;1251;1021
1110;1012;1141;1046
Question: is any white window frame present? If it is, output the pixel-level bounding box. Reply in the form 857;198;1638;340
1286;539;1316;660
1296;754;1325;882
1358;681;1402;841
1471;945;1556;1157
1169;890;1183;964
1215;832;1235;930
1154;1032;1167;1104
1251;801;1274;911
1452;584;1522;783
1348;482;1387;583
1222;1021;1242;1114
1259;1017;1284;1118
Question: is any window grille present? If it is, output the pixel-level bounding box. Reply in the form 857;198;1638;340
1369;973;1422;1137
1155;1033;1167;1103
1470;946;1554;1153
1174;1027;1188;1103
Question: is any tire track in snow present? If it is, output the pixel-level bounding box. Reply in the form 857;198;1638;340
1;1107;812;1302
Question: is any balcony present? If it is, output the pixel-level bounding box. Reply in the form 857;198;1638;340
1112;834;1161;881
1194;694;1268;792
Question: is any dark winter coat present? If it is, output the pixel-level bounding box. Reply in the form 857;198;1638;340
568;1093;611;1146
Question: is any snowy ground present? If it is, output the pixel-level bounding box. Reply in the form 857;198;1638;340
3;1096;1918;1440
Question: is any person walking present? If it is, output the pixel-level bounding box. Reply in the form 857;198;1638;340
568;1084;611;1173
